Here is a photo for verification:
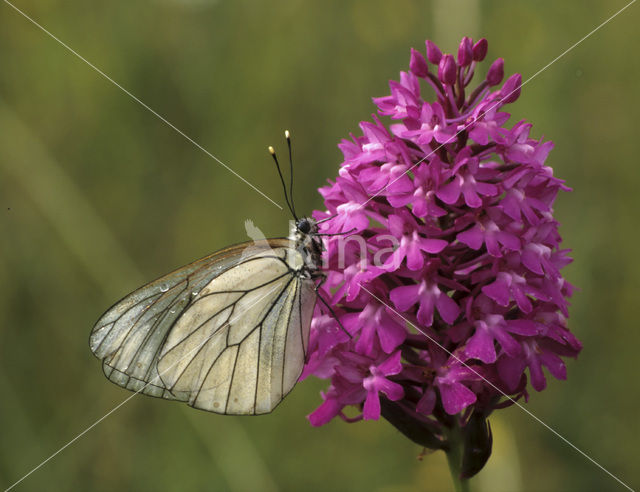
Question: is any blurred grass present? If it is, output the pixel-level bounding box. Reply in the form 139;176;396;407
1;1;639;491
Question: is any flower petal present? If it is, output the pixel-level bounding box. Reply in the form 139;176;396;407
439;381;477;415
390;284;420;312
363;389;382;420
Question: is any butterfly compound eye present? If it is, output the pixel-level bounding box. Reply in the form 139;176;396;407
297;218;311;234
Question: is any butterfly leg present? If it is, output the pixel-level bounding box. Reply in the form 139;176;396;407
311;273;352;339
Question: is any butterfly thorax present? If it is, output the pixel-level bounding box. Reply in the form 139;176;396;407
290;217;322;277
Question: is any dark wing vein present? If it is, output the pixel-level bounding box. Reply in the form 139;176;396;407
127;283;190;372
191;276;295;413
158;270;293;371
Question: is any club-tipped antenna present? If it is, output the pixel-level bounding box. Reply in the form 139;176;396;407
269;145;298;221
285;130;298;221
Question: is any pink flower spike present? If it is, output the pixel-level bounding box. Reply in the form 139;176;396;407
305;38;580;473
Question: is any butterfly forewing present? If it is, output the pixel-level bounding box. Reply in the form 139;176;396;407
90;239;317;414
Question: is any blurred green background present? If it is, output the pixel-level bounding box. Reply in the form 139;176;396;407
1;1;638;491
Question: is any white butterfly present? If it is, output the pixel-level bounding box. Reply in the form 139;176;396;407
90;134;326;415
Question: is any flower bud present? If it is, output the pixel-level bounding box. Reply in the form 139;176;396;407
486;58;504;86
409;48;428;78
457;37;473;66
380;398;446;450
472;38;488;61
461;412;493;479
438;54;457;85
426;40;442;64
500;73;522;103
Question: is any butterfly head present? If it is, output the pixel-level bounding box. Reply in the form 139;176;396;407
290;217;322;273
296;217;316;235
291;217;319;242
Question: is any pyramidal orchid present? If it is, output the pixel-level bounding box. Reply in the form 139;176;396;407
304;37;581;483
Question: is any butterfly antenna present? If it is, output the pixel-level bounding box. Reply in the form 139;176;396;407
285;130;298;221
268;145;297;220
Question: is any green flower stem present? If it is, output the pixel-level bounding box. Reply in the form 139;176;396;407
445;423;471;492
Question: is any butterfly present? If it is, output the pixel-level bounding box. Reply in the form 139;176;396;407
90;132;329;415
